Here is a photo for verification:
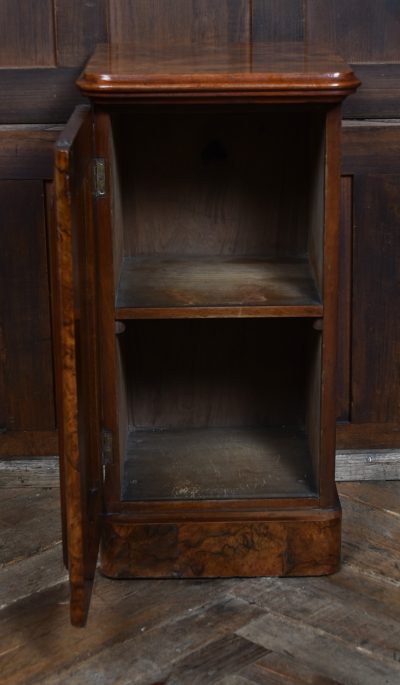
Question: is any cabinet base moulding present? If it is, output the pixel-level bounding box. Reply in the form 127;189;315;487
99;508;341;579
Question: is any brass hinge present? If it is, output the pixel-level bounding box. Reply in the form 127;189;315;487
93;158;106;198
101;428;113;465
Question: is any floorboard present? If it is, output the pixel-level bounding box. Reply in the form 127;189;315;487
0;470;399;685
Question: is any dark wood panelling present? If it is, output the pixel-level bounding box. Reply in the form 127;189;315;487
109;0;250;47
339;123;400;447
307;3;400;119
0;0;55;67
0;68;84;125
343;122;400;174
351;174;400;425
306;0;400;62
343;65;400;119
337;422;400;450
252;0;304;42
0;431;58;458
0;182;55;442
0;127;60;179
0;1;398;457
54;0;109;67
0;132;59;456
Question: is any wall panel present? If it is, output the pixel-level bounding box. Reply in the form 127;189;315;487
0;0;55;67
109;0;250;47
0;181;56;456
54;0;109;67
0;68;84;125
0;126;60;180
252;0;304;42
306;1;400;118
0;1;399;456
338;122;400;449
351;174;400;425
307;0;400;62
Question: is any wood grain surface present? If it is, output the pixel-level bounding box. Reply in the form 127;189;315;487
122;427;316;501
116;256;322;317
55;106;103;626
77;42;359;100
1;475;399;683
0;0;55;67
114;107;325;263
108;0;250;49
124;318;312;430
100;512;341;579
0;181;55;441
2;2;398;459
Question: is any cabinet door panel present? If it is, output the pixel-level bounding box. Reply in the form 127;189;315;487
55;105;102;627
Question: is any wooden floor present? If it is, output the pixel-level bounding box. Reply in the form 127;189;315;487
1;466;400;684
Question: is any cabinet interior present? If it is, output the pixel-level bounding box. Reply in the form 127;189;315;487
106;105;326;502
116;319;321;501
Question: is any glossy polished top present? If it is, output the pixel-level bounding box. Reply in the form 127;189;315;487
77;43;360;102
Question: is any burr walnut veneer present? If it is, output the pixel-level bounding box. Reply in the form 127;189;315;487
54;43;359;626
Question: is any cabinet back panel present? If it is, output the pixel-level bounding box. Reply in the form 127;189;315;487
111;108;325;261
122;319;313;429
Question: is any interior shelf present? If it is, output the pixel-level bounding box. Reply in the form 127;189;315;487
116;256;322;318
122;426;317;501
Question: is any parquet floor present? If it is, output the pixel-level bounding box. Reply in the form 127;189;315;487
1;470;400;684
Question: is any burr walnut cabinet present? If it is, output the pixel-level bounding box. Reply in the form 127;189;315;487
54;43;359;626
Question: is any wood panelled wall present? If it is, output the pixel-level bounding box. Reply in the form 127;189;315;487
0;1;399;456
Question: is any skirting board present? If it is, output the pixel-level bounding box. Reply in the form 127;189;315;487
1;451;400;488
335;450;400;481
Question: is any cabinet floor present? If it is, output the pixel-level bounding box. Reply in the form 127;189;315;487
122;426;316;500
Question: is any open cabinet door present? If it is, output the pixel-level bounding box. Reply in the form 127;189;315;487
55;105;102;627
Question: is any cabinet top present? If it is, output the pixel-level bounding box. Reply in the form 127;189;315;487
77;43;360;103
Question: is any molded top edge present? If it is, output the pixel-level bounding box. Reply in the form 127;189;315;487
77;43;360;99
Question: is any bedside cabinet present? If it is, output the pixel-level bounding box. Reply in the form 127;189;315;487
54;43;359;625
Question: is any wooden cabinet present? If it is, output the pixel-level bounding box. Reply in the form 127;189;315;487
54;43;359;626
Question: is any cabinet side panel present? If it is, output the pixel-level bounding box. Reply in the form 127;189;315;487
320;106;342;506
307;117;326;297
0;180;55;435
116;334;130;498
110;118;125;292
336;176;353;423
94;109;123;503
306;330;322;492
